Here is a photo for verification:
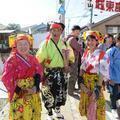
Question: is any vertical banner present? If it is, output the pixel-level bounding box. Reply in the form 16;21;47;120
93;0;120;12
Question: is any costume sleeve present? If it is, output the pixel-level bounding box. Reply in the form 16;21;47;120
1;56;16;92
99;53;110;80
36;41;47;63
34;57;43;77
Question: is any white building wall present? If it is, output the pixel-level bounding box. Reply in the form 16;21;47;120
33;32;48;49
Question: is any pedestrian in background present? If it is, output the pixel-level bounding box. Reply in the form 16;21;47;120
98;33;116;91
36;23;69;120
65;25;82;96
79;31;109;120
2;34;43;120
98;33;115;51
106;33;120;118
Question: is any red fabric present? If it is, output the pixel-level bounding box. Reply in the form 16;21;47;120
86;64;94;73
50;23;61;29
98;51;105;61
2;53;43;102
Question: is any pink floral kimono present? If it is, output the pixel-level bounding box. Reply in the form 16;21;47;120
2;53;43;120
79;48;109;120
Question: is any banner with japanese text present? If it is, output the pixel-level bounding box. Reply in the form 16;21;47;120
94;0;120;12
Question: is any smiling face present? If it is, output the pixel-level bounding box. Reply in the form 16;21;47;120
16;40;30;56
86;35;98;51
50;27;62;41
105;37;113;47
72;29;80;37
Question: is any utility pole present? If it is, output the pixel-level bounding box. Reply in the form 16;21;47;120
58;0;65;37
87;0;93;29
90;4;93;25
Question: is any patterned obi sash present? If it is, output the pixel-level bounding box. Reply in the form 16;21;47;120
83;73;99;91
17;77;34;89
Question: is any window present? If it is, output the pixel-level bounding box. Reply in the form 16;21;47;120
107;26;119;34
107;26;113;33
118;27;120;33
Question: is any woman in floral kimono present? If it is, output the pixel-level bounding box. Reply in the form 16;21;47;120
79;31;109;120
2;34;43;120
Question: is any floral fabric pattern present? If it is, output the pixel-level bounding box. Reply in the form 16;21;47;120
79;73;105;120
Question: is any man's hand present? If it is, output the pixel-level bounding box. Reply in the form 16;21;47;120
64;65;71;73
26;86;37;94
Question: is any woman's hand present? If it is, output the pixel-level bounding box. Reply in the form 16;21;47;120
26;86;37;94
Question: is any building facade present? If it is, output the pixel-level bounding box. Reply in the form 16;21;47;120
91;13;120;35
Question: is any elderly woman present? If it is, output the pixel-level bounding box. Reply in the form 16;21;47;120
2;34;43;120
79;31;109;120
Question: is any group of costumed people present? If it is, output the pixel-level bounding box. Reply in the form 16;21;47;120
2;22;118;120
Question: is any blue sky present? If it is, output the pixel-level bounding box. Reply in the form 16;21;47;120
0;0;117;28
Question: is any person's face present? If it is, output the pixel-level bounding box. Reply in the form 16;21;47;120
105;37;113;47
73;30;80;37
86;38;98;50
116;39;120;48
16;40;30;56
50;28;62;40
